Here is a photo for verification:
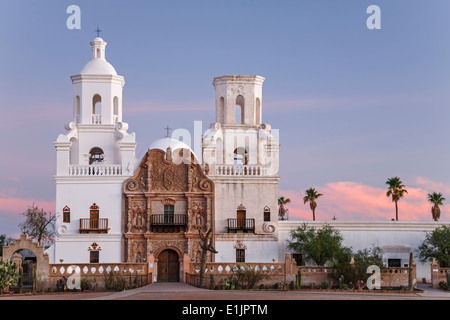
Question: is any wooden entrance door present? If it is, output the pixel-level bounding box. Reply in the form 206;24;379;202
237;210;246;230
157;249;179;282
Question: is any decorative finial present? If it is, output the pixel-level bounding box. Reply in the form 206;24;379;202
95;25;102;38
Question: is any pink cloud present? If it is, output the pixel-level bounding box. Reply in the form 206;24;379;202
280;179;450;222
0;196;56;217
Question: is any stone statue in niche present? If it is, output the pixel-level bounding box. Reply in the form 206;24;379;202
131;241;146;263
127;209;133;233
191;201;205;232
132;202;146;230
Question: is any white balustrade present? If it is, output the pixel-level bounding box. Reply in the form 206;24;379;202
92;114;102;124
213;165;267;176
69;165;123;176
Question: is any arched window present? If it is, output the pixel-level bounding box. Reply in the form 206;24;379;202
63;206;71;223
236;95;245;125
234;147;248;165
255;98;261;125
264;206;270;222
75;96;80;123
92;94;102;124
113;97;119;116
89;147;104;165
218;97;224;123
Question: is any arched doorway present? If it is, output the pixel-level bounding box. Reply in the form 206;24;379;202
2;234;50;290
10;249;36;292
157;249;179;282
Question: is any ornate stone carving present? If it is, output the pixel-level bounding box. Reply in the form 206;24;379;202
131;240;146;262
132;201;146;231
122;149;215;263
88;242;102;251
162;198;176;206
263;222;276;234
163;168;175;190
151;240;186;257
234;240;247;250
126;179;139;191
191;201;206;232
198;178;213;192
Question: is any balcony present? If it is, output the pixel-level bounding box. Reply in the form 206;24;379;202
150;214;187;233
68;165;123;176
80;218;109;233
227;218;255;233
212;165;268;176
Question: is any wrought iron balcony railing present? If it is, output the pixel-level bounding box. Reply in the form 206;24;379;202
227;218;255;233
150;214;187;233
80;218;109;233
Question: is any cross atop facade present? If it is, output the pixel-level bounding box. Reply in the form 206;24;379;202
332;216;337;221
164;126;172;138
95;25;102;38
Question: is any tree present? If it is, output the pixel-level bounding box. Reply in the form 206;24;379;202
0;234;13;257
278;196;291;221
303;188;323;221
287;223;347;266
0;260;20;294
428;192;445;222
198;229;218;287
417;225;450;267
385;177;408;221
330;246;384;288
18;204;56;245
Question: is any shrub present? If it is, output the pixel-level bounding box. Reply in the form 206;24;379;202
55;276;67;292
0;261;20;294
233;265;267;290
224;275;239;290
438;281;448;291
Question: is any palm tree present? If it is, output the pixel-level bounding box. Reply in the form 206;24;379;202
303;188;323;221
278;196;291;221
385;177;408;221
428;192;445;222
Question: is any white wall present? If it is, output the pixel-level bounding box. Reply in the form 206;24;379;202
215;235;279;263
278;220;450;282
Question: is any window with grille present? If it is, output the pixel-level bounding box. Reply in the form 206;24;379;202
90;251;99;264
236;249;245;263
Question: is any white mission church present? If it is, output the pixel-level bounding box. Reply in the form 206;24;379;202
48;37;448;283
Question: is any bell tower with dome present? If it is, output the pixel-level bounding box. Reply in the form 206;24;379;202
202;75;281;263
51;37;137;264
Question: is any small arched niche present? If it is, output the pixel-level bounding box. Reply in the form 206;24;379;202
235;95;245;125
89;147;104;165
234;147;248;165
92;94;102;124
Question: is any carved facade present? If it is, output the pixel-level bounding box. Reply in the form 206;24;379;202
122;149;215;265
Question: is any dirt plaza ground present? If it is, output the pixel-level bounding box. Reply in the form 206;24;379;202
1;282;450;301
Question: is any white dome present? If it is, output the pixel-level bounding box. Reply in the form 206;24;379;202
149;137;198;160
80;59;117;75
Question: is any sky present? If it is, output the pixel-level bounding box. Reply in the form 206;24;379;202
1;0;450;238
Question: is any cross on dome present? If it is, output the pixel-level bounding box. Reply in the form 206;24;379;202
95;25;102;38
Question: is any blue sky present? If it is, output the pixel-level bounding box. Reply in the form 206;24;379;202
1;0;450;237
